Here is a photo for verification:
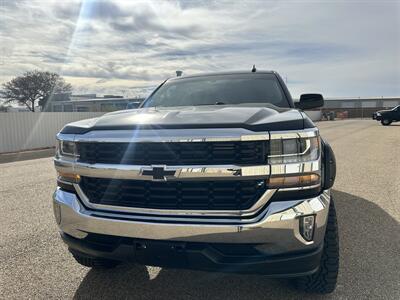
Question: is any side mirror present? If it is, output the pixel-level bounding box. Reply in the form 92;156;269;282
295;94;324;110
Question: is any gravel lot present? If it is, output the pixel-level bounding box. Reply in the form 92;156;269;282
0;120;399;299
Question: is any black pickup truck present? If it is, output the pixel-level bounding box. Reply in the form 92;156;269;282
53;71;338;294
372;105;400;125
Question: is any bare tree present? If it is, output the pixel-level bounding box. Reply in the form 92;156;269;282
1;71;72;112
0;103;10;112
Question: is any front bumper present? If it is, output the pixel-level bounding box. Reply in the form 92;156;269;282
53;188;330;275
63;232;323;276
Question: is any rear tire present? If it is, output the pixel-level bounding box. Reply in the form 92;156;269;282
70;250;120;269
381;119;392;126
294;198;339;294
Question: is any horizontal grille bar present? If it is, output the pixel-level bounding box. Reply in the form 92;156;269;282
77;141;268;165
80;177;267;211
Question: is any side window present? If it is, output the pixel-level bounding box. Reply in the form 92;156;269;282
396;106;400;118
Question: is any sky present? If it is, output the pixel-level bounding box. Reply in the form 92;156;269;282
0;0;399;99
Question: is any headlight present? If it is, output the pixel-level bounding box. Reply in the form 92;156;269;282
376;112;381;116
268;136;320;164
57;140;78;157
268;130;321;189
55;139;79;191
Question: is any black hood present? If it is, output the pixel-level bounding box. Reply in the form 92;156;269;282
376;109;391;114
60;105;309;134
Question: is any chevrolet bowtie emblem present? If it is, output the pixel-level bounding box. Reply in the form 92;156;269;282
141;166;176;181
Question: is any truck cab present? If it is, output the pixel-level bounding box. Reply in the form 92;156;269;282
373;105;400;125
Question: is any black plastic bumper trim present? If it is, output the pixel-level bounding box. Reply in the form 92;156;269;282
61;232;322;277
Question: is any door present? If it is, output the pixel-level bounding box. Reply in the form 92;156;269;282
394;106;400;121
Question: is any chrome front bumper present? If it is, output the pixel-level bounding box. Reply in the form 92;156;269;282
53;188;331;255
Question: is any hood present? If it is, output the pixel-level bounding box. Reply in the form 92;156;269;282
60;105;307;134
376;109;391;114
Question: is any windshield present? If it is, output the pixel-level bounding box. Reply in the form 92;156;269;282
143;74;290;108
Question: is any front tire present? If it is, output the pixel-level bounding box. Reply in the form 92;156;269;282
381;119;392;126
294;198;339;294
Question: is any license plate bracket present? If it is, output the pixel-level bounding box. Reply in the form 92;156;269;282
134;240;188;268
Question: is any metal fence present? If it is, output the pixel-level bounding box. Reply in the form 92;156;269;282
0;112;104;153
321;107;378;119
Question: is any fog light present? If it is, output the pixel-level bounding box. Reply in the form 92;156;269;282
300;215;315;241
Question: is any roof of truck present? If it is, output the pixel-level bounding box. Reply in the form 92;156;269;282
168;70;277;81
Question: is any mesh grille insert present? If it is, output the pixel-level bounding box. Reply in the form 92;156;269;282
77;141;268;165
80;177;267;211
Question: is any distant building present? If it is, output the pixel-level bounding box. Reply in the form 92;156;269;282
70;94;97;101
323;97;400;109
103;95;124;99
51;93;72;102
320;97;400;118
46;93;145;112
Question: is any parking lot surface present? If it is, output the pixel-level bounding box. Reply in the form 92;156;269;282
0;120;399;299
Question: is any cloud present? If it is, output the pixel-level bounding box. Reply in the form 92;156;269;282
0;0;399;98
55;0;127;19
108;4;202;40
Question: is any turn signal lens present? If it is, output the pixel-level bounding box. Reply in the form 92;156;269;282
300;215;315;241
57;171;80;183
268;174;320;188
53;202;61;224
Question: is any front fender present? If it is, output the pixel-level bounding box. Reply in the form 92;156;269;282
321;138;336;189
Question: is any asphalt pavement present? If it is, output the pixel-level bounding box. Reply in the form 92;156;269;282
0;120;399;299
